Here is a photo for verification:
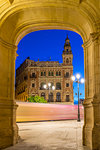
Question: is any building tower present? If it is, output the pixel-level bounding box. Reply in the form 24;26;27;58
62;35;73;103
62;35;73;66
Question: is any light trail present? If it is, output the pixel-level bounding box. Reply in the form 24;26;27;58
16;102;84;122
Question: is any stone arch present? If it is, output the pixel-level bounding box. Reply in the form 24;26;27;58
0;0;100;149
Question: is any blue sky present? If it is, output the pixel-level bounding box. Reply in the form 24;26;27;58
16;29;85;104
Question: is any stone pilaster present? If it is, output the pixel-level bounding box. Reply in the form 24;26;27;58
83;32;100;149
0;38;18;149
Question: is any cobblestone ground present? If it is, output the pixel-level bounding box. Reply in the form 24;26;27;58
4;120;90;150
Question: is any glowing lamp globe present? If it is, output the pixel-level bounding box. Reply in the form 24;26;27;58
81;78;85;83
71;76;75;81
76;74;80;79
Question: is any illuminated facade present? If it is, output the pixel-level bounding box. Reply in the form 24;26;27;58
15;36;73;103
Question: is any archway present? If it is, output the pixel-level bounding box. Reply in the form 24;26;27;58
0;0;100;149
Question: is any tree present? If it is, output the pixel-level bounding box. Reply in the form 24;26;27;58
27;95;47;103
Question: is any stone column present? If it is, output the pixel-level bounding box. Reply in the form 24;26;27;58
83;32;100;149
0;38;18;149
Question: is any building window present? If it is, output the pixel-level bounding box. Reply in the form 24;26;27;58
41;72;43;76
66;83;69;87
48;71;54;76
51;72;54;76
48;72;51;76
66;95;70;102
41;72;46;76
66;58;69;64
66;49;68;52
24;75;28;80
41;92;45;99
44;72;46;76
32;83;35;87
32;73;35;77
56;82;61;90
56;72;58;76
65;72;69;78
56;92;61;102
59;71;61;76
40;82;46;90
56;71;61;76
48;92;53;102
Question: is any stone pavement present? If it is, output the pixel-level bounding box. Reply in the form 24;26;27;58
4;120;90;150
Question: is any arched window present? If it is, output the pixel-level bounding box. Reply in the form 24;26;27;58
66;83;69;87
66;95;70;102
40;82;46;90
66;58;69;64
41;92;45;99
32;73;36;77
66;72;69;78
56;82;61;90
66;49;69;52
32;83;35;87
56;92;61;102
48;92;53;102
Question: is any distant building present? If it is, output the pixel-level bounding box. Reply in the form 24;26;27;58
15;36;74;103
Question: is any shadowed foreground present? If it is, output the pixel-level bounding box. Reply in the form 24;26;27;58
4;120;90;150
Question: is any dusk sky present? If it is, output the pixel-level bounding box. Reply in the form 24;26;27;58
16;29;85;104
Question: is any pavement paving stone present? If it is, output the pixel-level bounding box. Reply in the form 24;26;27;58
4;120;91;150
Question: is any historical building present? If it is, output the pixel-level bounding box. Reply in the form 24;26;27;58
15;36;73;103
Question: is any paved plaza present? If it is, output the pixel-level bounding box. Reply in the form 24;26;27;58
4;120;90;150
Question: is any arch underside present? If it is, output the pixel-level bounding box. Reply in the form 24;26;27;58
0;0;98;45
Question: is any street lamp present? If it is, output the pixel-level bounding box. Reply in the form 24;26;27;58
71;74;84;122
43;83;55;102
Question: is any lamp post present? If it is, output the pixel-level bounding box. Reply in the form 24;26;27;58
71;74;84;122
43;83;55;102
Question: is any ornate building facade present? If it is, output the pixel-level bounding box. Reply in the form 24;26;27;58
15;36;74;103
